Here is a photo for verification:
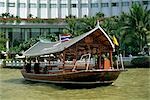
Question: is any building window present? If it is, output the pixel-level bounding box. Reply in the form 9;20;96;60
60;0;67;3
112;3;119;7
71;4;77;8
122;2;129;6
81;3;88;8
39;4;46;8
8;3;15;7
18;3;26;8
91;3;98;8
101;3;108;7
29;3;37;8
143;1;150;5
132;1;140;5
60;4;67;8
50;4;57;8
0;2;4;7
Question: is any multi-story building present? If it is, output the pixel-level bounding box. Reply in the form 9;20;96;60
0;0;149;51
0;0;149;18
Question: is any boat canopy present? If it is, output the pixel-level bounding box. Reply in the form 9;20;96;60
23;25;115;57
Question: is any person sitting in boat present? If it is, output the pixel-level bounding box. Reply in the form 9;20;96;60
34;62;40;74
24;62;31;73
43;66;48;74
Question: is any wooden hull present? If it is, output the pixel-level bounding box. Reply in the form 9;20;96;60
21;69;122;86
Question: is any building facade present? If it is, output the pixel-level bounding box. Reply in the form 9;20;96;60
0;0;150;52
0;0;149;18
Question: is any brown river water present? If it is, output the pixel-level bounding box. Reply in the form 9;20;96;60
0;68;150;100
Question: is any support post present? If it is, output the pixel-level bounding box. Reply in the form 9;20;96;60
98;52;102;69
5;30;9;52
120;54;124;70
110;51;113;69
98;47;102;69
49;54;51;68
117;55;119;69
75;44;78;60
62;50;66;70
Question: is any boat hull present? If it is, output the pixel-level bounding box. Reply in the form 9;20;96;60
21;69;122;86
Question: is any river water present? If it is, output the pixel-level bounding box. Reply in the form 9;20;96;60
0;68;149;100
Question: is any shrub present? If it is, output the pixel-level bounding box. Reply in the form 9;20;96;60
131;56;150;68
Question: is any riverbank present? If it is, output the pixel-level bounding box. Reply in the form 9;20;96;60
0;68;149;100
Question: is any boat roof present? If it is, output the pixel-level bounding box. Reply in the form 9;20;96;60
23;24;115;57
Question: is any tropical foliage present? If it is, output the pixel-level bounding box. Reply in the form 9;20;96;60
10;33;59;53
3;4;150;56
64;4;150;55
118;4;150;55
10;37;38;53
0;32;7;51
65;13;104;37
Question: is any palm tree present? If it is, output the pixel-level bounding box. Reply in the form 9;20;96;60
123;3;150;52
65;17;77;36
96;12;104;18
81;16;97;30
1;13;5;18
5;13;10;18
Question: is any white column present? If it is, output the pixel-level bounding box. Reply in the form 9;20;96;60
5;29;9;52
47;0;50;18
16;0;19;17
37;0;40;18
68;0;71;16
109;0;112;17
98;0;102;12
119;0;122;15
57;0;61;18
78;0;81;18
27;0;30;17
88;0;91;17
6;0;9;13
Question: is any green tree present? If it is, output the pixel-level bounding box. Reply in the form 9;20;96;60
65;13;104;37
0;32;7;51
122;4;150;52
96;12;104;18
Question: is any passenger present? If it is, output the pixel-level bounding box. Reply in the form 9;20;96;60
34;63;40;74
43;66;48;74
25;63;31;73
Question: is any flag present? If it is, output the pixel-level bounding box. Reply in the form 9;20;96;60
59;34;71;42
113;35;119;46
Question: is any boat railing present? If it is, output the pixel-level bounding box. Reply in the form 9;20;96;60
116;54;124;70
72;53;91;71
37;61;63;67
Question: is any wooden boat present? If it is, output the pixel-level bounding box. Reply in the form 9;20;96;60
21;23;125;87
21;54;123;85
21;69;121;86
